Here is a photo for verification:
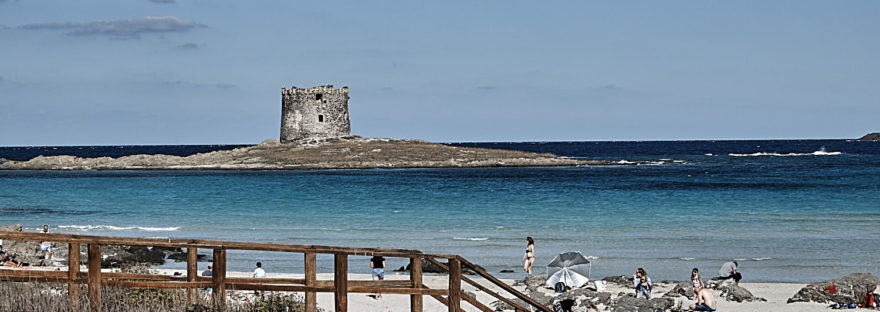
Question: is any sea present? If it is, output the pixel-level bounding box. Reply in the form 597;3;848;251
1;140;878;283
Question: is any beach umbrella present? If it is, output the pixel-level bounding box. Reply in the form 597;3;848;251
545;251;591;288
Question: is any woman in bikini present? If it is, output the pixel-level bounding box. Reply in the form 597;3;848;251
523;236;535;274
691;268;705;303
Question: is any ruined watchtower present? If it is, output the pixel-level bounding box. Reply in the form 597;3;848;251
280;85;351;143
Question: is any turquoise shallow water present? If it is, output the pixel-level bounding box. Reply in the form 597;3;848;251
1;140;879;282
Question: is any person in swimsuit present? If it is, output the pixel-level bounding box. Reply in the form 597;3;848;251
523;236;535;274
691;267;705;303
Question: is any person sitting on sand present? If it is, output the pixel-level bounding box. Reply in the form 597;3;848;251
718;261;741;284
523;236;535;274
633;267;652;299
202;265;213;277
690;288;717;311
691;268;705;302
0;245;24;268
673;288;691;311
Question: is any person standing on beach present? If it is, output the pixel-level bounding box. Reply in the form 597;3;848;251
718;261;742;284
523;237;535;274
691;268;705;301
633;268;652;299
202;265;213;277
370;255;386;299
40;225;52;261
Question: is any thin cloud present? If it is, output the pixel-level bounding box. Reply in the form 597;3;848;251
176;42;203;49
148;0;175;3
476;85;498;91
19;16;204;39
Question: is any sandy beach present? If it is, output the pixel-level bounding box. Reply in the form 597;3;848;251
147;269;831;311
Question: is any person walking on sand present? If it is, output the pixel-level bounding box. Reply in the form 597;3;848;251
523;237;535;274
691;268;705;301
633;268;652;299
370;254;386;299
718;261;742;284
690;288;717;311
40;225;53;261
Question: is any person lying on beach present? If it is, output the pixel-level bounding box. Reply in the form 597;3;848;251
690;288;717;311
0;245;25;268
673;288;691;311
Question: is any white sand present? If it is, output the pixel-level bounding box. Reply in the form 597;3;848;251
148;269;831;311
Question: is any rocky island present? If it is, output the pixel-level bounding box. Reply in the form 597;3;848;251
858;132;880;141
0;137;607;170
0;86;614;170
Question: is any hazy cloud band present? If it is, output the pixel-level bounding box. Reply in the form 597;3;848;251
19;16;204;39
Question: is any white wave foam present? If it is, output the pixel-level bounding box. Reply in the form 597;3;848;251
58;225;180;232
584;255;599;260
679;257;696;261
704;153;714;156
752;257;772;261
729;150;842;157
452;237;489;241
616;160;636;164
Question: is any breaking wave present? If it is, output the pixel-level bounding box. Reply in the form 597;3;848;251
58;225;180;232
453;237;489;241
729;149;841;157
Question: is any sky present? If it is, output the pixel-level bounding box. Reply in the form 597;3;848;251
1;1;878;145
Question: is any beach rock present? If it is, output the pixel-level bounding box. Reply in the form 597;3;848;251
610;295;672;312
719;283;765;302
603;275;631;287
166;251;207;262
101;245;167;268
527;290;554;307
663;281;692;298
490;298;529;311
524;273;548;292
499;269;514;273
399;258;485;275
858;133;880;141
788;273;879;304
0;224;85;267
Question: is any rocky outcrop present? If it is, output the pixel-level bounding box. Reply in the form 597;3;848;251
392;258;485;275
0;137;614;170
858;133;880;141
788;273;879;304
609;295;672;312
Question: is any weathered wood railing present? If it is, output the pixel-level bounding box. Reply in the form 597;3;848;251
0;231;550;312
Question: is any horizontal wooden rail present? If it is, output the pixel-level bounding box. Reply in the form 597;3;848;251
0;231;549;312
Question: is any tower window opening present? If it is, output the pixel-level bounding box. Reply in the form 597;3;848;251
315;93;323;100
318;115;324;122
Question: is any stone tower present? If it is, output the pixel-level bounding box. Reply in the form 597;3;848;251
280;85;351;143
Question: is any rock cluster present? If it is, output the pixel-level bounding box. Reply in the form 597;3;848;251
1;224;206;268
788;273;879;304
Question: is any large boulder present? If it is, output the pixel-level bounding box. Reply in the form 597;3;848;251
524;274;548;292
0;224;83;267
719;283;765;302
101;245;167;268
610;295;672;312
396;258;485;275
788;273;879;304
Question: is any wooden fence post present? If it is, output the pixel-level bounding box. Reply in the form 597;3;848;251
87;244;102;312
187;246;198;305
212;248;227;311
334;254;348;312
410;256;423;312
304;252;317;312
448;257;461;312
68;243;80;311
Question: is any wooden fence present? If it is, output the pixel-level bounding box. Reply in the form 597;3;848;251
0;231;550;312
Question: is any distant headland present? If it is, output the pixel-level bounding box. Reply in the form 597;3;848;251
0;85;608;170
858;132;880;141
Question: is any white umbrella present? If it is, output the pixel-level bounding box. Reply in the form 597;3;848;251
545;251;591;288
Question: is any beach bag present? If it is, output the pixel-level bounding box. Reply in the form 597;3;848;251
554;282;566;293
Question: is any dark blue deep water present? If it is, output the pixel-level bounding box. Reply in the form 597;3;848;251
1;140;878;282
